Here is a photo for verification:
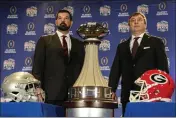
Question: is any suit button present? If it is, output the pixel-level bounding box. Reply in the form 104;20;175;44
133;64;135;67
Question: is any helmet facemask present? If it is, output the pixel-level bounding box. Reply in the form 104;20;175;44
130;78;149;102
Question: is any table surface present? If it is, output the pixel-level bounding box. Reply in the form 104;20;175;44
124;102;176;117
0;102;65;117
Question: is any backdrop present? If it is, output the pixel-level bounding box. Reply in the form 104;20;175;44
0;0;175;116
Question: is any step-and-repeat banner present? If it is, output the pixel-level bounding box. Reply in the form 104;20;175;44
0;0;175;116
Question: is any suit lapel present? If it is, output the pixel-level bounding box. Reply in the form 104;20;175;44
52;33;62;48
126;38;133;59
133;33;150;61
68;36;75;63
52;33;69;64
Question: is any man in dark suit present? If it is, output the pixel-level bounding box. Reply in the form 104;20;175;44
32;10;85;105
108;12;169;116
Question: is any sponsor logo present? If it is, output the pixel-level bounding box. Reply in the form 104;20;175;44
156;2;168;16
7;6;18;19
44;23;55;34
100;57;110;71
25;22;36;35
118;4;129;17
101;21;110;34
157;20;168;32
118;22;129;33
24;40;36;52
99;40;110;51
4;40;16;53
137;4;149;14
63;6;74;16
81;5;92;18
102;21;109;29
100;5;111;16
3;58;15;70
22;57;32;71
44;6;55;18
26;6;37;17
7;24;18;35
159;2;166;10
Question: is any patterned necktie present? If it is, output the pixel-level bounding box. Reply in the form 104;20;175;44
62;35;68;57
132;37;140;57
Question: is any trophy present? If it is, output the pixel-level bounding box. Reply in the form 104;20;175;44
64;22;118;117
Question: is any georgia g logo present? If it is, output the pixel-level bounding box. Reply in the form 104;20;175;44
150;74;167;84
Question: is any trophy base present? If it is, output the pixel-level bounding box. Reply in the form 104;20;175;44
68;86;113;101
65;86;118;117
64;100;118;117
66;108;113;117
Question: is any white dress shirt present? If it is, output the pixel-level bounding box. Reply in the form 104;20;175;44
56;30;72;55
130;33;145;52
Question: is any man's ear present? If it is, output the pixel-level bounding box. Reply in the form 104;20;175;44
145;24;147;29
71;21;73;26
70;21;73;28
55;20;57;26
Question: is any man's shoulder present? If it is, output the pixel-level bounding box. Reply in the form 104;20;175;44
144;34;164;47
148;34;162;40
40;33;55;39
147;34;163;43
38;34;56;43
37;34;56;45
118;39;129;47
71;36;84;43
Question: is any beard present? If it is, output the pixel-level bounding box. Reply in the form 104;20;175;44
57;22;70;31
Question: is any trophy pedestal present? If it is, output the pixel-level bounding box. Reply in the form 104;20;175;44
64;86;118;117
64;22;118;117
65;100;118;117
66;108;113;117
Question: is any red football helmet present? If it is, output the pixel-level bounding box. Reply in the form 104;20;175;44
130;69;175;102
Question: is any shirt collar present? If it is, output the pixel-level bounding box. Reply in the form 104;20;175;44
132;33;145;40
56;30;70;39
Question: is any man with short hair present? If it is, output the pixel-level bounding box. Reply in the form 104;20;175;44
108;12;169;116
32;10;85;106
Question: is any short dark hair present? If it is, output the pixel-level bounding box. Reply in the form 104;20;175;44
128;12;147;25
55;9;72;21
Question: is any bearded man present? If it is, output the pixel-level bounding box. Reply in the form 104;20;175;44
32;10;85;106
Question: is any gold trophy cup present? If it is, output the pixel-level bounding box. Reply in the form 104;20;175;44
64;22;118;117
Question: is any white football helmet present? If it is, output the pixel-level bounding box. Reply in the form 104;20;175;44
1;72;45;102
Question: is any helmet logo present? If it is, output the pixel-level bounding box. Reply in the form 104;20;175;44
150;74;167;84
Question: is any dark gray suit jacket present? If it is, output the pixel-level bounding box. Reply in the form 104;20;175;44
108;33;169;103
32;33;85;105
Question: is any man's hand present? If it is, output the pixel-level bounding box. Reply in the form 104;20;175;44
111;92;117;101
0;97;12;102
35;88;45;102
